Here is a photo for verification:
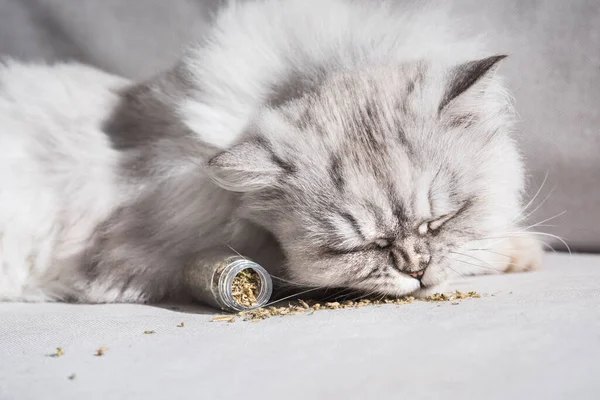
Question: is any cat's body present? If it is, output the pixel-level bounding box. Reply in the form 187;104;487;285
0;0;541;303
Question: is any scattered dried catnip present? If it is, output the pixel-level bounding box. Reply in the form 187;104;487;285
298;299;310;309
233;290;482;322
50;347;65;357
424;290;481;302
237;296;417;321
143;330;155;334
231;269;261;308
95;347;108;356
211;316;236;323
425;293;451;302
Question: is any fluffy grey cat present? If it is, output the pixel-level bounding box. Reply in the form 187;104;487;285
0;0;541;303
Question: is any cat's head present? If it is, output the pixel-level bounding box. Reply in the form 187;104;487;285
207;56;524;296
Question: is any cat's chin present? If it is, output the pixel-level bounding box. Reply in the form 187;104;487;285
410;283;448;299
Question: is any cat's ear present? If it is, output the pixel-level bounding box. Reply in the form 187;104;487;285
207;139;288;192
439;55;506;112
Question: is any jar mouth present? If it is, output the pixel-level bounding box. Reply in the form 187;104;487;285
218;258;273;312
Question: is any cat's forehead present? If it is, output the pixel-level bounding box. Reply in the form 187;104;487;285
325;62;431;95
279;63;447;156
339;159;457;220
311;63;438;120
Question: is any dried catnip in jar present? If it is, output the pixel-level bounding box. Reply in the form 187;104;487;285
183;250;273;312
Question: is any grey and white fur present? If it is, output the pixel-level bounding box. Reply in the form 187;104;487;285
0;0;541;303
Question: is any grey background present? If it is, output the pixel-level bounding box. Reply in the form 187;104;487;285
0;0;598;252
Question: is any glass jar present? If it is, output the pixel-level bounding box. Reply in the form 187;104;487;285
183;251;273;312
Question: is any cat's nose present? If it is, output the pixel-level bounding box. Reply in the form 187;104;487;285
402;247;431;280
415;252;431;268
403;247;431;270
397;238;431;265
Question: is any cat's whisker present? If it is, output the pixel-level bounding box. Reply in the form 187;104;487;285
541;241;557;252
446;264;467;280
515;187;556;226
225;243;246;259
449;258;508;276
320;287;359;302
512;171;549;223
269;274;307;288
462;238;514;257
473;235;559;254
449;250;507;267
444;254;507;275
468;236;512;243
471;230;569;255
520;210;567;231
464;248;512;258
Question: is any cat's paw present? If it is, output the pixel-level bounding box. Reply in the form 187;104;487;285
502;234;543;273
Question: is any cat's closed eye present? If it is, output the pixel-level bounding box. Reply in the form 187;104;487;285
418;215;452;236
418;201;472;236
374;238;392;249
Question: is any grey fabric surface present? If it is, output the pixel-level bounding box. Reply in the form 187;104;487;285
0;252;599;400
0;0;598;250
